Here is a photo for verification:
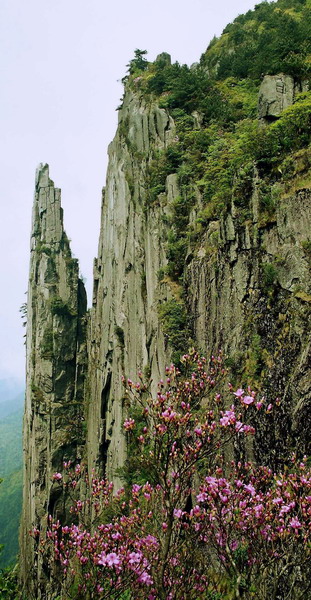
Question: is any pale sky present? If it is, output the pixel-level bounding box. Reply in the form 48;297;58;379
0;0;258;380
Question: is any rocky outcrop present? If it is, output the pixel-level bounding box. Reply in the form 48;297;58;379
185;177;311;466
86;85;311;482
86;90;177;482
258;73;308;120
20;84;311;598
20;164;87;598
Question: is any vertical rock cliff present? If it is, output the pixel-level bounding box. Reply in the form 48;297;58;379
20;165;87;597
20;86;311;599
87;89;178;481
20;4;311;592
86;78;310;482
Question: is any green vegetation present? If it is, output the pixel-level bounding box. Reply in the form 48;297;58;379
158;299;190;363
0;471;22;570
301;239;311;255
262;262;278;291
0;563;18;599
41;327;54;359
0;408;23;570
0;409;23;477
202;0;311;81
119;0;311;370
50;297;76;318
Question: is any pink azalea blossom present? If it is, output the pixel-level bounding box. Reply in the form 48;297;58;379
289;517;302;531
98;551;121;567
242;395;254;405
233;388;244;398
128;551;142;565
123;418;135;431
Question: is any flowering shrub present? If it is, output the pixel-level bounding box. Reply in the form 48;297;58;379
33;353;311;599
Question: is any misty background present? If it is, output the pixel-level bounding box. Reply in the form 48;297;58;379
0;0;257;386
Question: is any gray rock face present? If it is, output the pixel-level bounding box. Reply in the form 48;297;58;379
87;87;311;481
21;88;311;598
186;179;311;466
155;52;171;66
86;91;176;482
20;164;87;599
258;73;308;119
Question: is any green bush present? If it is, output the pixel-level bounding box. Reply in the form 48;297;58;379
262;263;278;291
158;299;190;363
202;0;311;81
50;297;76;318
41;327;53;359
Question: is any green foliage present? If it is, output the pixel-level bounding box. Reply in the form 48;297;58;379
0;410;23;477
116;3;311;368
301;239;311;255
41;327;54;359
146;148;183;204
0;469;22;570
35;243;53;256
117;402;152;487
127;49;148;75
50;297;76;318
0;401;23;571
19;303;27;329
262;262;278;292
202;0;311;81
158;299;190;363
146;151;171;203
0;564;18;599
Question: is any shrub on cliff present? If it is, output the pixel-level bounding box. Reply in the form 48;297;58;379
34;353;311;599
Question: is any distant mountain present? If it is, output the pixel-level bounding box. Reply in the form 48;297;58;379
0;379;24;404
0;400;23;568
0;408;23;476
0;469;22;569
0;391;24;420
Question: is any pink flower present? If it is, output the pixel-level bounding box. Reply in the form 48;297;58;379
235;421;245;432
98;552;121;567
128;551;142;565
244;483;255;496
138;571;153;585
173;508;183;519
289;517;302;531
233;388;244;398
53;473;62;481
194;427;203;436
254;504;264;517
161;409;177;421
243;425;255;435
220;408;236;427
123;418;135;431
242;395;254;405
197;492;208;503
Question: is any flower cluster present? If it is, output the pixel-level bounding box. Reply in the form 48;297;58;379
33;354;310;599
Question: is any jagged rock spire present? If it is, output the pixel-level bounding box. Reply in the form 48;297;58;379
20;165;87;599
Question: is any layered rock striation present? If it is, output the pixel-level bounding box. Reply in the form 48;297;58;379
20;76;311;598
86;90;177;482
20;165;87;597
